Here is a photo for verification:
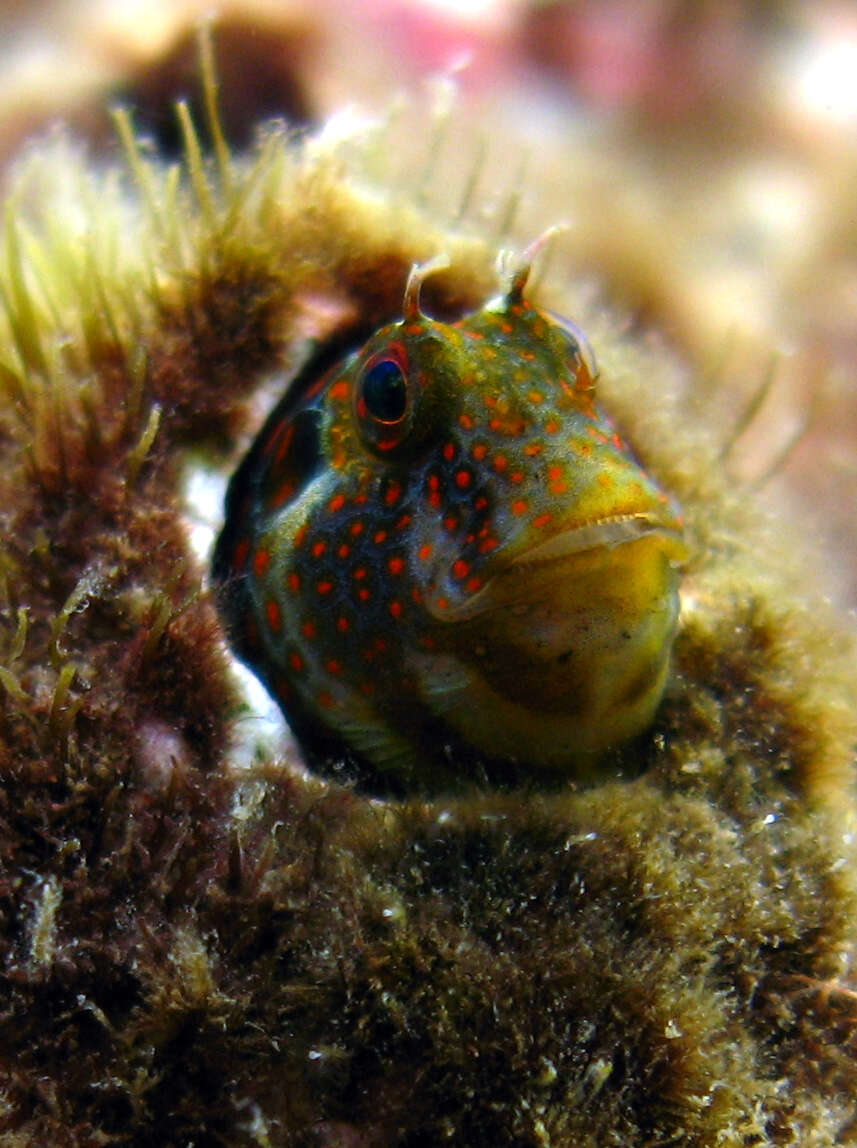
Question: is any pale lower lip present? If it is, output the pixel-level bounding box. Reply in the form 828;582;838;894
506;514;680;566
433;515;685;622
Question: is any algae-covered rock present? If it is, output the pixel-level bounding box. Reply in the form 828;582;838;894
0;62;855;1147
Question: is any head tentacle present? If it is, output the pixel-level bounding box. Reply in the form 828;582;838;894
499;225;567;308
403;253;451;321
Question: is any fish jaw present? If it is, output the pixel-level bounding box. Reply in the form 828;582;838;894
415;525;685;766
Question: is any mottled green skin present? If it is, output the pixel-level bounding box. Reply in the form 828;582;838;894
214;268;685;792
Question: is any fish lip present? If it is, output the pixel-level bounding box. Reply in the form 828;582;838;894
433;513;686;622
503;513;683;567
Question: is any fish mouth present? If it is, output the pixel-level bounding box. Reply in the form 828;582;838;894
434;513;687;622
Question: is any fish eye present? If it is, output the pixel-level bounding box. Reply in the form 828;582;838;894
354;344;419;455
361;358;408;424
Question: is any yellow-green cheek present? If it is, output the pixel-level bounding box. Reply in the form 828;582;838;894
423;532;684;769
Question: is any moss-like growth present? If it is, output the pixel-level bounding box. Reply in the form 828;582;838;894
0;69;855;1146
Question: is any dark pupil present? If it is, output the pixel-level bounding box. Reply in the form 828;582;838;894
362;360;407;423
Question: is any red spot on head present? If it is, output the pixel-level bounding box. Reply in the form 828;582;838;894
385;482;403;506
512;499;528;516
329;379;349;401
388;556;405;575
353;567;367;580
338;543;351;558
302;620;317;639
317;690;334;709
329;493;346;513
474;496;488;511
465;575;483;593
389;600;403;618
493;455;508;472
545;419;560;434
458;413;475;430
443;442;456;461
312;540;327;558
358;587;371;601
396;514;412;530
266;599;282;631
525;443;543;457
452;559;470;579
289;651;304;672
294;523;309;548
317;580;333;595
287;571;301;593
325;659;342;675
253;548;271;576
510;471;524;484
455;470;472;489
336;615;350;632
472;443;488;460
374;530;388;544
443;515;459;532
533;513;553;529
418;543;433;561
350;520;365;536
479;537;499;554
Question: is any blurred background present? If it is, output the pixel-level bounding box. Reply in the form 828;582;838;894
0;0;854;609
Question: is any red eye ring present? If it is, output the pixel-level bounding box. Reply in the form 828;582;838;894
359;358;408;424
354;342;415;453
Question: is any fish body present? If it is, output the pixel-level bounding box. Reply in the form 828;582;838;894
213;259;686;792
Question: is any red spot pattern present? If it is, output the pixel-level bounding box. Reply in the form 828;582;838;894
214;278;682;785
